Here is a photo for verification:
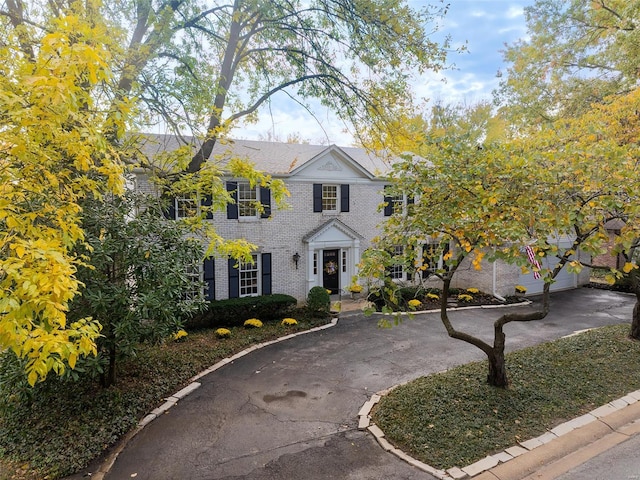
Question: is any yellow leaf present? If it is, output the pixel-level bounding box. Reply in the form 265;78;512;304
623;262;637;274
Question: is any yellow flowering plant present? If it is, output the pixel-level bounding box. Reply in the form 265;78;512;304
408;299;422;308
215;328;231;338
171;329;188;341
281;318;298;326
458;294;473;302
466;288;479;294
244;318;263;328
426;293;440;300
515;285;527;294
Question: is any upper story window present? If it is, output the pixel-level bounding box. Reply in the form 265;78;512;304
238;182;258;218
383;186;413;216
313;184;349;213
176;197;198;219
322;185;338;212
226;181;271;220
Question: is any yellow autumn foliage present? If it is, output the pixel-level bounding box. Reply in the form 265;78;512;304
0;1;128;384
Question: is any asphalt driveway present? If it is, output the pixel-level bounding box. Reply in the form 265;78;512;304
102;288;635;480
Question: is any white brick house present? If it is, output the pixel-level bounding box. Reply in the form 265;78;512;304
136;136;401;302
135;135;589;302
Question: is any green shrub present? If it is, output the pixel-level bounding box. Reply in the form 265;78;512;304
306;286;330;316
185;294;297;329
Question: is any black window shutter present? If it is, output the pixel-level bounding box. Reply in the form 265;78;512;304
261;253;272;295
226;181;238;219
203;258;215;300
260;187;271;218
228;258;239;298
340;184;349;212
202;194;213;220
313;184;322;212
163;196;176;220
383;185;393;216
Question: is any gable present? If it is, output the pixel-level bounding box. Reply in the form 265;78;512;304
303;218;364;244
290;147;377;181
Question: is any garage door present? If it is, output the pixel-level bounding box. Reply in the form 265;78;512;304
518;253;577;295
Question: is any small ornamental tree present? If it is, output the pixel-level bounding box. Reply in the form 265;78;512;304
69;192;206;387
361;135;552;388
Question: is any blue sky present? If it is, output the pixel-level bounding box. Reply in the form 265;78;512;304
235;0;533;145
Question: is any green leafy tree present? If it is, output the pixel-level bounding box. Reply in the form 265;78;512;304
69;192;205;387
496;0;640;128
361;133;551;388
361;90;640;386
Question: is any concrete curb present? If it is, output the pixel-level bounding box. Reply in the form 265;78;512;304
360;384;640;480
87;317;340;480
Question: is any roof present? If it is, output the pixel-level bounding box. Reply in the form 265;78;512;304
135;134;395;177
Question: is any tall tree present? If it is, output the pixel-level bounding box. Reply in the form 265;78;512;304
0;0;129;385
119;0;451;172
495;0;640;128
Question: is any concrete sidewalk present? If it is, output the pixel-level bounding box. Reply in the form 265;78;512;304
74;288;637;480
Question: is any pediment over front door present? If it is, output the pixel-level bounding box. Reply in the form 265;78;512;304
303;218;364;245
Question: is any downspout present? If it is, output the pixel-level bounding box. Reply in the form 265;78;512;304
492;260;506;302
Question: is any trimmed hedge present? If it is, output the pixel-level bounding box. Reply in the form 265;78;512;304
185;294;297;329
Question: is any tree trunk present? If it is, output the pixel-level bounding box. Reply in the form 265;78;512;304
630;301;640;340
487;350;509;387
629;269;640;340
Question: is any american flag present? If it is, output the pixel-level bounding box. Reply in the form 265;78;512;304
526;246;542;279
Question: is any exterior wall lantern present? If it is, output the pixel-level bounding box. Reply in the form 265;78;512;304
292;252;300;269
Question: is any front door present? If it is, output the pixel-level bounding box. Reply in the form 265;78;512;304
322;249;340;294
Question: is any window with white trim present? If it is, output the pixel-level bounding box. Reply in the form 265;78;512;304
389;245;404;280
239;255;259;297
176;197;198;219
322;185;338;212
238;182;258;218
183;263;203;300
313;252;318;275
342;251;347;273
422;243;444;275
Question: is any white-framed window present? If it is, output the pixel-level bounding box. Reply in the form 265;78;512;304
238;182;258;218
184;263;203;300
322;185;338;212
389;245;404;280
391;195;405;214
313;252;318;275
422;243;444;273
239;255;260;297
342;251;347;273
176;197;198;219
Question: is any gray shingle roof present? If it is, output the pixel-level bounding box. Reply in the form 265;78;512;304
135;134;394;177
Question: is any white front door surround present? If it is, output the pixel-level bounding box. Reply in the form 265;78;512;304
303;219;363;295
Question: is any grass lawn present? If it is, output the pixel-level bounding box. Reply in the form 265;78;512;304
372;323;640;470
0;314;329;480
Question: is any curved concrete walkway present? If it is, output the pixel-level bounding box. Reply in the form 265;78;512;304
89;289;634;480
